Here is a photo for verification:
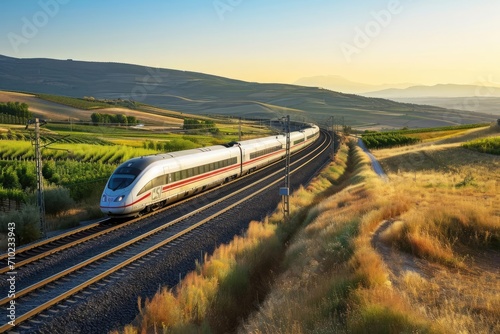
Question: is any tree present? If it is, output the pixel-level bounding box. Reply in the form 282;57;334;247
2;170;20;189
115;114;128;125
42;160;56;180
0;101;32;123
183;118;202;130
91;112;103;124
343;125;352;135
127;115;137;124
16;164;36;190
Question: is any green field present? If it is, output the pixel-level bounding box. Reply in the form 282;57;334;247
361;123;490;149
36;93;113;110
463;137;500;155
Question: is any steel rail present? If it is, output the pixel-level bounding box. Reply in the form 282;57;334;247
0;220;107;262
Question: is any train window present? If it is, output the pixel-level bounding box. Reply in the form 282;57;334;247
294;138;305;145
173;171;181;182
138;180;152;196
250;145;281;160
152;175;164;188
165;157;238;186
108;174;136;191
115;167;141;177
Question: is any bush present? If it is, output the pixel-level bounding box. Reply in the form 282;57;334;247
0;204;41;245
44;186;75;215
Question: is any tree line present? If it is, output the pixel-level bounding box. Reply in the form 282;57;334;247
0;102;33;123
183;118;220;134
90;112;139;125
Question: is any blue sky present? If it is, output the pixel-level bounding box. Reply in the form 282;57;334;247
1;0;499;86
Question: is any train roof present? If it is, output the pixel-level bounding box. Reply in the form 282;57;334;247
117;144;229;172
114;126;318;174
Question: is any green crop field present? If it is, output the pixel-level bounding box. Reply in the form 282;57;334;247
463;137;500;155
361;123;491;149
36;93;112;110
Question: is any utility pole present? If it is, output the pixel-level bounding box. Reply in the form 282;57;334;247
27;118;47;238
279;115;291;221
329;116;336;160
238;117;242;142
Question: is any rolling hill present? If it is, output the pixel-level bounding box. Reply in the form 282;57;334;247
363;83;500;98
0;55;494;130
362;84;500;116
294;75;414;94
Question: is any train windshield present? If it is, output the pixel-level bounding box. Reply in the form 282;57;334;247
107;167;141;191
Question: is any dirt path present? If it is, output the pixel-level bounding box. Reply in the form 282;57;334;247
357;138;389;182
372;220;500;332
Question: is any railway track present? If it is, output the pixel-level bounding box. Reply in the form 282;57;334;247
0;131;331;332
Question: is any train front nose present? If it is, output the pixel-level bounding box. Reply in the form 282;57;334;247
100;192;127;215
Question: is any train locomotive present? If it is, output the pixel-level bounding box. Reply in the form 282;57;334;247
100;124;320;217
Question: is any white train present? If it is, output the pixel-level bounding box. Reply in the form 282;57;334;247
100;124;320;217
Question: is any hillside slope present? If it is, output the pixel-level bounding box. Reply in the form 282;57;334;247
0;55;494;129
0;91;184;125
363;84;500;98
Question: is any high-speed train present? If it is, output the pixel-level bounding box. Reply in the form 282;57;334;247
100;124;320;217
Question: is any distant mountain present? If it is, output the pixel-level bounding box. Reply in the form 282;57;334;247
294;75;414;94
363;84;500;98
382;97;500;116
0;55;494;130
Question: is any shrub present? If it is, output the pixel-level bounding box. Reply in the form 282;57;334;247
44;186;75;215
0;204;41;245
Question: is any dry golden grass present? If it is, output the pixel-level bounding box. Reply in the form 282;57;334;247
368;131;500;333
242;132;498;334
241;143;435;333
373;142;499;264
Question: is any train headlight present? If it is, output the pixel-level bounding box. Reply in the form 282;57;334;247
115;195;124;202
102;195;107;202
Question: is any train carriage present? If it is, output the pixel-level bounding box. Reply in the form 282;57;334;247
101;145;241;216
240;135;287;174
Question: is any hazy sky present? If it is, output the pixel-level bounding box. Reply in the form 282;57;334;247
1;0;499;86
